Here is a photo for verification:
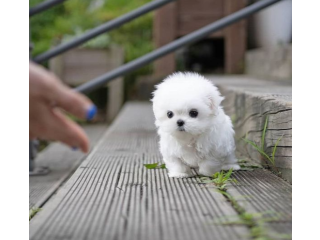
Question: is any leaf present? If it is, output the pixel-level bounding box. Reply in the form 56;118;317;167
225;169;233;179
242;138;260;149
243;138;272;162
232;179;239;184
237;159;248;164
261;116;269;150
29;207;41;221
216;190;232;199
144;163;166;169
213;172;219;179
159;164;166;169
143;163;160;169
256;149;272;163
271;135;283;165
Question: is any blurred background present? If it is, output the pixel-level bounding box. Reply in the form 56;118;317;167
29;0;292;123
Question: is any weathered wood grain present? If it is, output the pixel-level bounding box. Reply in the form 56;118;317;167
29;103;249;240
207;75;292;182
29;125;106;210
227;170;292;240
30;102;291;240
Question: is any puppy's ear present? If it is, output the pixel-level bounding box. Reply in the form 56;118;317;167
207;94;224;111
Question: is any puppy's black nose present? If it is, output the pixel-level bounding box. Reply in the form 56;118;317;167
177;120;185;127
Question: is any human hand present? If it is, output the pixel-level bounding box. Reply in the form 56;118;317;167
29;61;96;153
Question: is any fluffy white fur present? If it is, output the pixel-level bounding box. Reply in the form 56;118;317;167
151;72;240;178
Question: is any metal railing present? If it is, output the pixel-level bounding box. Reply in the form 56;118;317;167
30;0;67;17
33;0;176;63
31;0;282;94
29;0;282;173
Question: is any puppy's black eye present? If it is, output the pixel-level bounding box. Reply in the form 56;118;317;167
189;110;198;118
167;111;174;118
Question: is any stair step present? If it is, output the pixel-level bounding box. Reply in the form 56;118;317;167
206;75;292;183
245;44;292;81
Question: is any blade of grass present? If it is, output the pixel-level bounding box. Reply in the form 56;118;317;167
243;138;272;162
225;168;233;178
261;116;269;150
242;138;260;149
29;207;41;221
271;135;283;165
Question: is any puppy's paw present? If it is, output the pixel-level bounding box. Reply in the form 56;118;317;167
168;172;194;178
221;163;241;171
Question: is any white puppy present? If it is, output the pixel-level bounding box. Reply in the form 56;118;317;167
151;72;240;178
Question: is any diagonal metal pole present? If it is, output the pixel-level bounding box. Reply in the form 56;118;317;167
33;0;176;63
75;0;282;94
29;0;67;17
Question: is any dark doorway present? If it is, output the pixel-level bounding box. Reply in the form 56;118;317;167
177;38;225;73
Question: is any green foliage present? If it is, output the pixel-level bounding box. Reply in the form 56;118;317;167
198;161;289;240
61;27;112;49
144;163;166;169
30;0;99;56
29;0;153;68
200;169;237;191
217;190;290;240
30;0;154;98
237;158;262;171
29;207;41;221
243;116;283;167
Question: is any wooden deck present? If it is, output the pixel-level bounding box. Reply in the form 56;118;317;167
29;102;292;240
29;124;106;210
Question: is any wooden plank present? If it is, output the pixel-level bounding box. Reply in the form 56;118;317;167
29;124;107;210
227;170;292;239
30;103;249;240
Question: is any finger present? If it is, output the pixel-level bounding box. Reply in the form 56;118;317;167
49;80;97;121
30;62;97;120
31;105;90;153
49;108;90;153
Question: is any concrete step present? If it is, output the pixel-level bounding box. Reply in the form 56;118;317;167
245;44;292;81
206;75;292;183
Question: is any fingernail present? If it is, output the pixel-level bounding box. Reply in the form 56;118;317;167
72;146;78;151
86;105;97;121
